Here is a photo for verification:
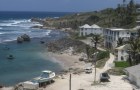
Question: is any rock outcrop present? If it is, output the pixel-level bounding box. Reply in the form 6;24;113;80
21;34;30;41
17;36;24;43
17;34;30;43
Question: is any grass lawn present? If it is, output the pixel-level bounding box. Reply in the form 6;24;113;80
107;61;130;75
114;61;130;68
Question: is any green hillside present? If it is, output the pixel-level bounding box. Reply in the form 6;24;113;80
32;0;140;30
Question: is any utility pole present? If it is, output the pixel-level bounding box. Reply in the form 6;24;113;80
93;52;98;82
69;74;72;90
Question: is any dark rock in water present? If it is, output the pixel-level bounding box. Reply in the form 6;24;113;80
3;45;10;50
21;34;30;41
31;25;43;29
0;85;3;88
40;41;45;44
17;34;31;43
17;37;24;43
7;54;14;60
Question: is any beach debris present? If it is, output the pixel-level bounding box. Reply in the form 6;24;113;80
79;57;84;61
0;85;3;88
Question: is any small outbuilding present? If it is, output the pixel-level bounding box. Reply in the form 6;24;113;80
124;64;140;88
115;44;129;61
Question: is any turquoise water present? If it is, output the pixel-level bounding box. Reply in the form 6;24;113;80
0;11;70;86
0;32;66;86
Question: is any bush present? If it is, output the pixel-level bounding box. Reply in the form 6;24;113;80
97;51;110;60
96;58;109;68
107;68;126;75
114;61;130;68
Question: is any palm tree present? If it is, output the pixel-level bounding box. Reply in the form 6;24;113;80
85;45;90;60
127;49;133;66
91;34;102;50
91;34;101;83
128;37;140;65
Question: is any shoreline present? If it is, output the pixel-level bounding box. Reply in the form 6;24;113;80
41;51;86;73
1;43;134;90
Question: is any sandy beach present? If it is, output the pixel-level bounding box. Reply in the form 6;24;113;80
45;53;133;90
1;52;133;90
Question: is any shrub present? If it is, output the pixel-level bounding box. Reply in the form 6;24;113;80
97;51;110;60
114;61;130;68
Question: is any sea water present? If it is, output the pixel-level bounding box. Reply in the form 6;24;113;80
0;11;71;86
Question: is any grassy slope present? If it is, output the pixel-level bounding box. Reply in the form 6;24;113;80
43;8;137;29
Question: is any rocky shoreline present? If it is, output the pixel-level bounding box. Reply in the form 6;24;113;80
46;37;87;53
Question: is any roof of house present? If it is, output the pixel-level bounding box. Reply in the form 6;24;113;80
106;28;128;31
132;26;140;31
91;24;101;28
124;64;140;78
79;24;91;28
115;44;129;50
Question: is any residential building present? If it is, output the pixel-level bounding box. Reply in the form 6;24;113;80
124;64;140;88
79;24;103;36
103;28;130;49
115;44;129;61
137;8;140;13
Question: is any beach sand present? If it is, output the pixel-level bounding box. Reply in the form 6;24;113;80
45;53;133;90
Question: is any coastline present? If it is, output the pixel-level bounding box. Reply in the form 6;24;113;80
41;51;86;72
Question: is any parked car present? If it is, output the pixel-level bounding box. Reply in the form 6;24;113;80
85;67;92;73
100;73;110;82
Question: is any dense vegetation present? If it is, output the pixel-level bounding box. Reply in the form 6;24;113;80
32;0;140;29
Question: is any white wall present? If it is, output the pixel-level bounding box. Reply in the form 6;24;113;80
128;73;140;88
79;28;103;36
103;29;131;49
117;50;128;61
136;78;140;88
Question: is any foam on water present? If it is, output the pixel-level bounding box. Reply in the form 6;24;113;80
0;19;47;43
46;30;51;35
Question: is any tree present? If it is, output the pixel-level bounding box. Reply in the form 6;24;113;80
117;37;124;46
127;49;133;66
127;0;136;15
137;28;140;38
128;37;140;65
85;45;90;60
91;34;102;50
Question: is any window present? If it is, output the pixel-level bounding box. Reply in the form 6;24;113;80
121;56;124;61
85;32;87;36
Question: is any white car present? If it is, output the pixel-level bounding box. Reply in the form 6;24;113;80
85;66;92;73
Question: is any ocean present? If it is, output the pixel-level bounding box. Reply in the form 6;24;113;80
0;11;71;86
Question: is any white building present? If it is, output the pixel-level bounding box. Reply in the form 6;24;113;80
124;64;140;88
79;24;103;36
103;28;132;49
115;44;129;61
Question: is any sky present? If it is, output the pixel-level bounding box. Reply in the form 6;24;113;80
0;0;140;12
